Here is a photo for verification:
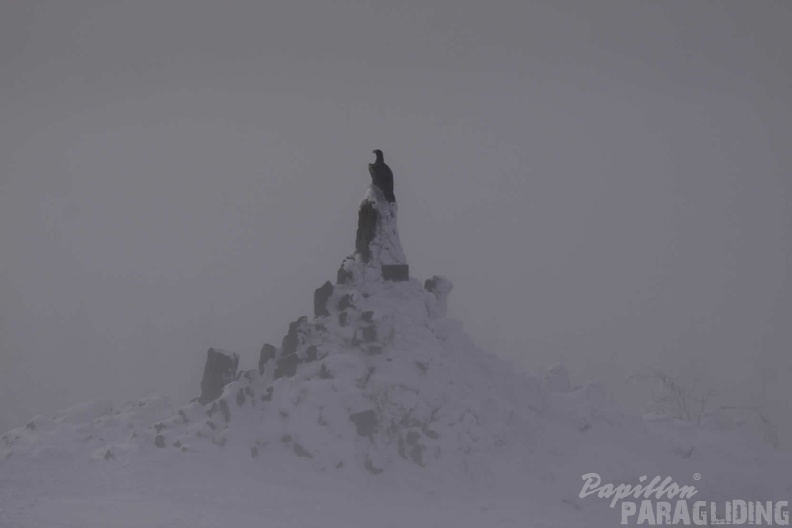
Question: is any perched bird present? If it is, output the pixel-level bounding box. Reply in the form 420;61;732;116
368;149;395;203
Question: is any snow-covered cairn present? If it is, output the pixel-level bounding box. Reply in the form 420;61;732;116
167;180;542;474
2;179;543;474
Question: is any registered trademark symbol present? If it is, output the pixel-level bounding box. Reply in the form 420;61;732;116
693;473;701;480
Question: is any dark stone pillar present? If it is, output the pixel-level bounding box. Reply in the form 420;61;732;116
355;201;378;263
199;348;239;404
259;343;276;375
313;281;334;318
281;316;308;356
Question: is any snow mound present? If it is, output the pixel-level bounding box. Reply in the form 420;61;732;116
3;182;791;512
164;276;545;478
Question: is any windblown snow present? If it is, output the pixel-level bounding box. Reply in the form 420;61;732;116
1;185;790;528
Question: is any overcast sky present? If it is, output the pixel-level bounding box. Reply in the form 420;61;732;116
1;1;790;445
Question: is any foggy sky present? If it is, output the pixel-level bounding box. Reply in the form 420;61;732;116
1;2;790;445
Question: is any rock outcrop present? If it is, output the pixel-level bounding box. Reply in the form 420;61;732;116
198;348;239;404
167;179;543;472
313;281;334;318
171;178;542;472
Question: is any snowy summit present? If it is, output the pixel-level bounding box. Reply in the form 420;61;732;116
2;158;791;527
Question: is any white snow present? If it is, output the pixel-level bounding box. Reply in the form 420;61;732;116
2;183;790;527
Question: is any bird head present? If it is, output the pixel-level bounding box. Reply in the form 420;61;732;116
372;149;384;162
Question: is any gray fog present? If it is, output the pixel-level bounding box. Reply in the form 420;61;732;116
1;2;790;445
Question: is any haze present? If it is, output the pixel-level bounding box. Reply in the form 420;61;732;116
1;2;790;446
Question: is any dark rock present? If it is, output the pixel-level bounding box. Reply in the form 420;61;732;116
424;275;452;296
362;325;377;342
259;344;276;375
304;345;318;361
153;422;165;433
292;442;313;458
236;388;246;407
421;426;440;439
274;317;309;379
382;264;409;281
313;281;334;318
219;399;231;423
104;450;114;460
154;435;166;448
361;311;374;323
319;364;334;379
261;387;274;402
355;201;378;263
274;353;300;379
350;410;379;436
337;260;353;284
423;275;453;318
199;348;239;405
282;316;308;356
338;312;349;327
25;421;35;431
337;294;353;311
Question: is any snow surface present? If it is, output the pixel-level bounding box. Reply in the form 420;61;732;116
2;185;790;527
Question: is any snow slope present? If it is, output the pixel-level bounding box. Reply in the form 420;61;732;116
2;185;790;527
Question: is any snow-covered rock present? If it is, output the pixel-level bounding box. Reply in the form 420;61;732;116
3;179;791;528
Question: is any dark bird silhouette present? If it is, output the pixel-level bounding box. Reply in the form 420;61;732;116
368;149;395;203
